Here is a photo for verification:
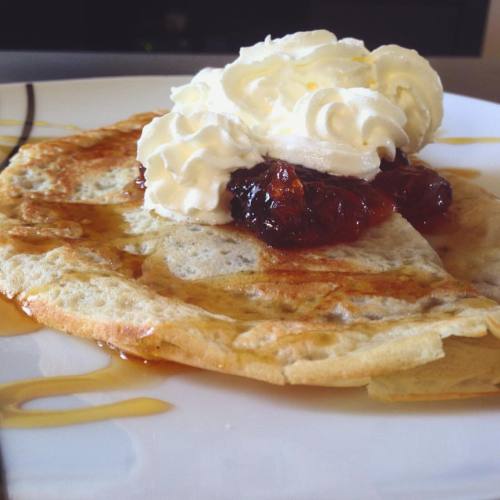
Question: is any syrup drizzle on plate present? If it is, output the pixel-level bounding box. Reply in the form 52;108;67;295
0;135;55;146
436;137;500;145
0;355;171;429
0;296;172;428
0;294;40;337
0;119;82;131
438;167;481;179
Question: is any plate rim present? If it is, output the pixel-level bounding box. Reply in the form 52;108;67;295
1;75;500;110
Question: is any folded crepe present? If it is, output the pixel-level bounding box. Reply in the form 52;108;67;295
426;173;500;302
0;113;498;398
369;173;500;401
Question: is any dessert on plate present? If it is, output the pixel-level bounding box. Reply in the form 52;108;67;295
1;30;499;400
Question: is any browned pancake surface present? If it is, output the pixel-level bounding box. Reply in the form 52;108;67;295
0;113;499;393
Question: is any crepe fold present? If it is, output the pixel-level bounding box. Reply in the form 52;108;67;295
0;113;499;400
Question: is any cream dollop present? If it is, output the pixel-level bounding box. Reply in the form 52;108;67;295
137;111;263;224
369;45;443;151
172;30;374;133
140;29;443;223
266;87;408;177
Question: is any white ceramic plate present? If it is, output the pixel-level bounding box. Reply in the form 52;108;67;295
1;77;500;500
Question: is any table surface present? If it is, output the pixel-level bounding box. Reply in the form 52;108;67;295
1;51;500;103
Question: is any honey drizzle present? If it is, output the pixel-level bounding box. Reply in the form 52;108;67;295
0;294;40;336
0;121;171;429
438;167;481;179
0;356;171;428
435;137;500;145
0;135;54;146
0;119;82;131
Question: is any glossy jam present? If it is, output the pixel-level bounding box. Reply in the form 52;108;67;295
227;154;452;248
0;290;172;429
228;159;395;248
137;162;147;189
373;156;452;229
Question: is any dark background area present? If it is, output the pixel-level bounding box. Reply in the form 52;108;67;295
0;0;490;56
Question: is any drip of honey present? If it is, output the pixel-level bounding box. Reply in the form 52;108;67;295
436;137;500;145
0;119;82;131
0;294;40;336
0;293;172;429
0;356;172;428
0;116;78;163
438;167;481;179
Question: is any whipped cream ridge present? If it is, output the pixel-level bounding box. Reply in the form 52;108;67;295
138;30;443;224
138;112;262;223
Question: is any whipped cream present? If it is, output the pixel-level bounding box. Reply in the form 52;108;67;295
137;112;263;224
139;29;443;224
267;87;408;177
369;45;443;151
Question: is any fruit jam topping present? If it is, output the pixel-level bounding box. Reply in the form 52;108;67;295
136;163;147;190
228;154;452;248
373;154;452;231
228;159;394;248
137;152;452;249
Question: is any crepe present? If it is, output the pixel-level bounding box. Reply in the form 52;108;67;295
364;174;500;401
0;112;499;396
425;173;500;302
368;334;500;401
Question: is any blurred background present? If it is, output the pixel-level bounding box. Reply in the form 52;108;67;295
0;0;495;56
2;0;500;101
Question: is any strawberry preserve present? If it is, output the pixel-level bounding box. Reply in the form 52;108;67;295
227;154;452;248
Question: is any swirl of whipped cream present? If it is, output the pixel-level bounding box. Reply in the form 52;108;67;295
172;30;373;132
238;29;339;61
140;30;443;223
267;87;409;178
236;30;372;88
221;54;296;126
369;45;443;151
297;88;408;151
137;111;263;224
